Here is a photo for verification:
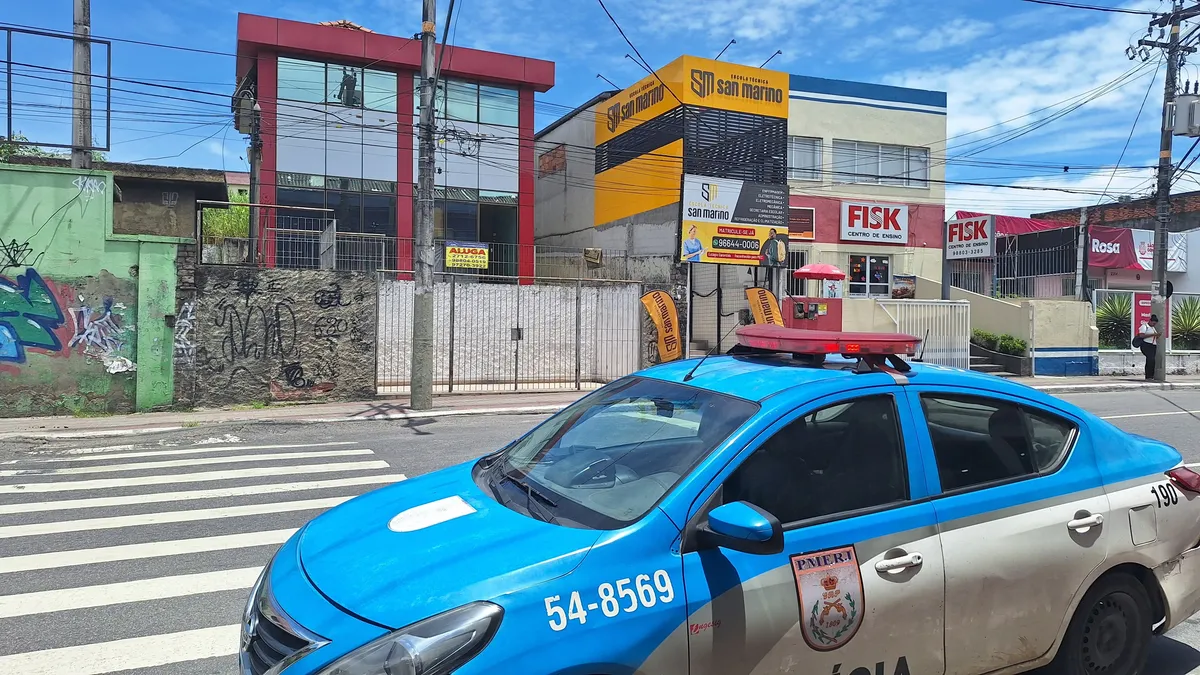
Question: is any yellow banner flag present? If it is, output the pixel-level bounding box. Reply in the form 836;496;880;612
640;290;682;363
746;287;783;326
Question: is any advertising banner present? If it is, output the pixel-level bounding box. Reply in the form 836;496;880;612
680;174;789;266
444;241;489;269
945;215;996;260
840;201;910;244
892;275;916;299
594;54;789;145
1089;227;1187;272
640;290;682;363
746;287;784;326
788;207;816;241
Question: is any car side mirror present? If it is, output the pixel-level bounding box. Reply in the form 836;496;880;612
697;501;783;555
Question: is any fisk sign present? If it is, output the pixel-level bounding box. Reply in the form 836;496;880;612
840;201;909;243
945;215;995;260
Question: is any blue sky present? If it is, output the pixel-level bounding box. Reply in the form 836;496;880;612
0;0;1187;216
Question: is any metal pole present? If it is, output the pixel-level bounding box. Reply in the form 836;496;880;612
248;102;262;265
1076;207;1089;302
410;0;438;409
71;0;92;169
685;265;693;359
447;275;456;393
575;280;582;390
1153;1;1184;382
941;218;951;300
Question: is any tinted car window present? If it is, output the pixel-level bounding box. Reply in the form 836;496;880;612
723;395;908;525
480;377;758;529
921;394;1076;491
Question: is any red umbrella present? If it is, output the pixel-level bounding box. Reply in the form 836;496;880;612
792;263;846;280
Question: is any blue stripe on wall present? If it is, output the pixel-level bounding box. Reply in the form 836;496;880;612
788;74;947;108
1033;351;1099;376
787;95;947;116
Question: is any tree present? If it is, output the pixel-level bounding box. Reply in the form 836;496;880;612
0;132;107;163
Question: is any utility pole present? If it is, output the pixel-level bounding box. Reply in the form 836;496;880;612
1149;2;1187;381
248;101;262;265
71;0;92;169
1075;207;1088;303
411;0;437;410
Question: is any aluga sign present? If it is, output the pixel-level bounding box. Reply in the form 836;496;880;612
944;215;996;260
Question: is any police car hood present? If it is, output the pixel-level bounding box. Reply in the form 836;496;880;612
297;461;601;629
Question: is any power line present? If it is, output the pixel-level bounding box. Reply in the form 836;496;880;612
1017;0;1158;15
1099;60;1162;203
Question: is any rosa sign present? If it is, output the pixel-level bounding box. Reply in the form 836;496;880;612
945;215;995;260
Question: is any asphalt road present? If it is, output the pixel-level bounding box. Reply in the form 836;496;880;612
2;389;1200;674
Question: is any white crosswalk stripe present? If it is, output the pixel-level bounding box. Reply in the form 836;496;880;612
0;439;406;674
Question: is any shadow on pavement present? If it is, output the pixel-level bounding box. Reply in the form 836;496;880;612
1146;635;1200;674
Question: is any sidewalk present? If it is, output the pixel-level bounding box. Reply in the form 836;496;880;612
5;375;1200;441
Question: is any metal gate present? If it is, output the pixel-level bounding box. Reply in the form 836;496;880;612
376;273;645;394
875;299;971;369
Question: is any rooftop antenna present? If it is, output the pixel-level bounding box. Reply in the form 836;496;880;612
596;73;620;89
914;329;929;362
684;320;745;382
715;39;736;61
760;50;783;68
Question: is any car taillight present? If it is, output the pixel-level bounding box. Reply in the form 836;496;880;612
1168;467;1200;493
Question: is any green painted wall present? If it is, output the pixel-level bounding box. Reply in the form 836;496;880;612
0;163;178;416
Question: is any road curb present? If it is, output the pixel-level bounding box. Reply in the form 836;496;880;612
0;404;568;441
1030;382;1200;394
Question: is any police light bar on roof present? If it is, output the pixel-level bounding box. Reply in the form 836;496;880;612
735;325;921;356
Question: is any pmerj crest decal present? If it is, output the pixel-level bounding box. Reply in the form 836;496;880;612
791;545;864;651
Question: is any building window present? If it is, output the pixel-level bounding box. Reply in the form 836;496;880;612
278;56;396;111
417;76;520;127
480;85;519;126
832;140;930;188
787;136;821;181
849;254;890;297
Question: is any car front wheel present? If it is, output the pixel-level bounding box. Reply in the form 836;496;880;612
1048;573;1152;675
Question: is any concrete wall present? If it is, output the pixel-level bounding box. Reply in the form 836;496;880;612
176;267;377;406
535;116;598;249
1027;299;1099;376
841;298;898;332
112;181;196;240
0;164;179;416
914;276;1031;342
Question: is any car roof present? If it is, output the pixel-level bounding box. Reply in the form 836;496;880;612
638;354;1067;407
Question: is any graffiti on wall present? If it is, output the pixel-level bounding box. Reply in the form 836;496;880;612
0;269;65;363
188;268;378;405
1;240;34;275
68;298;135;373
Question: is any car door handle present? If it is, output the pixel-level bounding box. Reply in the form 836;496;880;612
875;552;923;573
1067;514;1104;531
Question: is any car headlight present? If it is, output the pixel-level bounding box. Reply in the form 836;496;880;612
243;562;271;646
314;602;503;675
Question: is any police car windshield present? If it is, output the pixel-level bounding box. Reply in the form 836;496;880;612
478;377;758;529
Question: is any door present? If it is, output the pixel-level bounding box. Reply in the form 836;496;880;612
682;390;945;675
908;389;1108;675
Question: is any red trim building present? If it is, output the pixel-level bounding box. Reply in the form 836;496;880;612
234;14;554;277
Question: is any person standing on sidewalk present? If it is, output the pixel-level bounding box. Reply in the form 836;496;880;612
1137;314;1162;380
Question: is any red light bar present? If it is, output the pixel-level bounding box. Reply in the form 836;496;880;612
735;324;921;356
1169;467;1200;493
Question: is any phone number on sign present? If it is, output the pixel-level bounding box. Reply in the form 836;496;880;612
544;570;675;631
711;237;760;252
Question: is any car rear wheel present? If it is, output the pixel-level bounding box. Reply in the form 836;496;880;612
1048;573;1152;675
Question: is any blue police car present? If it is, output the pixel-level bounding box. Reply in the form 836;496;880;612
242;325;1200;675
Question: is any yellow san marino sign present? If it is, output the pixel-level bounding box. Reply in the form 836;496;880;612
444;241;489;269
594;55;790;145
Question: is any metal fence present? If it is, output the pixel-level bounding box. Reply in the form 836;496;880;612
949;241;1078;299
375;272;645;394
1094;288;1200;352
876;299;971;369
198;211;635;280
